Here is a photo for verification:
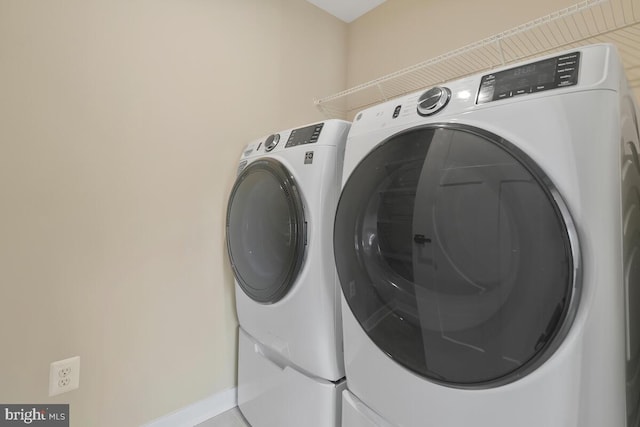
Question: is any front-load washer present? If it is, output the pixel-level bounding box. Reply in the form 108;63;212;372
226;119;350;426
334;44;640;427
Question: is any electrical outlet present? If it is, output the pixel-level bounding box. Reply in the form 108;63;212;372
49;356;80;396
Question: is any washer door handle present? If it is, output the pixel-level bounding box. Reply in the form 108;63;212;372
413;234;431;245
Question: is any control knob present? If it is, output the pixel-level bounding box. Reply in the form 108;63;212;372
264;134;280;152
417;86;451;116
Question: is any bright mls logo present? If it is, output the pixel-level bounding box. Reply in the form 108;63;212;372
0;405;69;426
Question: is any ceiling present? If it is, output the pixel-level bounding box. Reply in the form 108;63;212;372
305;0;386;23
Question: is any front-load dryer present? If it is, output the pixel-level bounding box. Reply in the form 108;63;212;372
334;44;640;427
226;119;350;427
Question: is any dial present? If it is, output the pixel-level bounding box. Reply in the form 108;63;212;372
417;86;451;116
264;134;281;152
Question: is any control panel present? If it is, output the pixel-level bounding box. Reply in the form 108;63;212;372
285;123;324;148
477;52;580;104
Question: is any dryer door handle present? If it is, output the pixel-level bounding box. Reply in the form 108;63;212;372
413;234;431;245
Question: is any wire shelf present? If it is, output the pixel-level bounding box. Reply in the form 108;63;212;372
314;0;640;119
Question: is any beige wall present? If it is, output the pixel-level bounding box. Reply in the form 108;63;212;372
1;0;637;425
0;1;345;426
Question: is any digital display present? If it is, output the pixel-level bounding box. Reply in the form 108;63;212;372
285;123;324;148
477;52;580;104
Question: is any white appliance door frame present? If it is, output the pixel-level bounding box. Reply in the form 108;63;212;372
334;123;580;388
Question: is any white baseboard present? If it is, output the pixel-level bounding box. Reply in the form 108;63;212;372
141;387;237;427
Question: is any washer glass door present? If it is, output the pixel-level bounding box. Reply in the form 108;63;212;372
334;124;579;387
227;158;306;304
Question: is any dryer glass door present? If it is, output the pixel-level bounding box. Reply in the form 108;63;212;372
227;158;306;304
334;124;579;387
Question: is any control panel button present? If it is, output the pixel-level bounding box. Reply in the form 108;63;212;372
393;105;402;118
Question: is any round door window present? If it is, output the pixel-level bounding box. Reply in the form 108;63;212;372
334;124;580;387
226;158;306;304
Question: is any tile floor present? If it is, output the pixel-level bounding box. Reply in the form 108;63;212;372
196;407;250;427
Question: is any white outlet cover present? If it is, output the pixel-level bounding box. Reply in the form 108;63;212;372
49;356;80;396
